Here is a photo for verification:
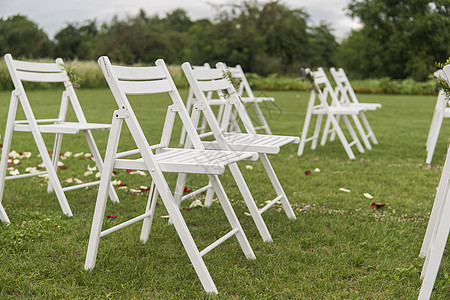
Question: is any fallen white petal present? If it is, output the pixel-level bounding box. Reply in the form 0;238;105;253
23;152;32;158
111;180;122;186
13;159;20;165
84;171;93;176
74;178;83;184
84;153;92;157
74;152;84;157
130;170;146;176
7;167;14;171
87;165;97;171
363;193;374;199
244;212;252;216
63;151;72;158
129;188;141;193
57;161;64;167
159;215;170;218
9;169;20;176
245;165;253;170
95;172;101;178
65;178;74;183
189;199;203;208
8;150;20;159
339;188;351;193
314;168;321;172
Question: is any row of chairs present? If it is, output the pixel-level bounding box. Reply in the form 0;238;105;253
0;54;299;294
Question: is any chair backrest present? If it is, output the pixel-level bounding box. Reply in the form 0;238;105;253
98;57;205;153
311;67;341;107
330;67;359;105
4;53;89;124
226;64;255;98
182;62;258;140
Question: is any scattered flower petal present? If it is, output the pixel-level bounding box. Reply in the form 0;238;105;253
130;170;146;176
305;170;311;175
129;188;141;193
59;166;68;169
371;202;386;209
125;169;133;173
339;188;351;193
74;152;84;157
189;199;203;208
244;212;252;216
140;186;151;192
74;178;83;184
87;165;97;171
63;151;72;158
95;172;101;178
246;165;253;170
7;167;14;171
84;171;93;176
65;178;74;183
9;169;20;176
159;215;170;218
8;150;20;159
364;193;374;199
57;161;64;167
314;168;320;172
111;180;122;186
106;215;117;218
183;187;191;193
84;153;92;158
182;207;192;211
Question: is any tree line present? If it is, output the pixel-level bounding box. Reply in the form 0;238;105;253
0;0;448;81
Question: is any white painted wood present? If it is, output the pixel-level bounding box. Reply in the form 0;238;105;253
89;56;258;294
297;68;370;159
425;68;450;165
418;145;450;299
0;54;119;223
182;61;298;237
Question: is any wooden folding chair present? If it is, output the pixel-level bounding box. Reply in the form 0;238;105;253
426;69;450;165
86;56;258;294
0;54;118;223
330;67;382;111
329;67;379;146
418;144;450;299
297;68;366;160
226;64;274;134
315;68;375;151
181;61;298;240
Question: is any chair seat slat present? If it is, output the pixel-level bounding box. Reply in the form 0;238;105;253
118;79;172;95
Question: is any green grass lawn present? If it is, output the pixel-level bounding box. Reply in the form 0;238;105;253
0;87;448;299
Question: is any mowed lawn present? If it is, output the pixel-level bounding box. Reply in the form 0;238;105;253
0;86;448;299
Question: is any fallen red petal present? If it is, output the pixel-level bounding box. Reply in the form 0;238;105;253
119;182;127;186
183;187;191;193
305;170;311;175
59;166;68;169
125;169;132;173
371;202;386;209
182;207;192;211
106;215;117;218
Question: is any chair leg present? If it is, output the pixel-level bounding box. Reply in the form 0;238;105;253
359;111;378;144
426;114;443;165
328;114;356;160
329;115;340;142
418;194;450;300
311;114;323;150
298;101;313;156
140;182;159;243
421;146;450;257
342;115;364;153
204;187;215;207
173;172;188;207
228;162;272;242
259;154;296;219
253;102;272;135
84;130;120;203
320;116;332;146
208;174;255;259
351;114;372;150
85;114;123;270
48;132;63;193
0;94;20;223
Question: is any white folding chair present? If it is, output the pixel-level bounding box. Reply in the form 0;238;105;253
181;61;298;239
179;63;215;145
418;65;450;299
297;68;366;160
329;67;379;145
0;54;118;223
226;64;274;134
330;67;382;111
418;146;450;299
86;56;258;294
426;69;450;165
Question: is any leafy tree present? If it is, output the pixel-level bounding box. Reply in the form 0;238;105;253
340;0;450;80
0;14;54;58
54;20;98;60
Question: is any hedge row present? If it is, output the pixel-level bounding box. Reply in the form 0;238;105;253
0;60;438;95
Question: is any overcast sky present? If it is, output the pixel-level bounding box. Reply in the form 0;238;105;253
0;0;361;40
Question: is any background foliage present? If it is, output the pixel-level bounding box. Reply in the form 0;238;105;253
1;0;448;81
